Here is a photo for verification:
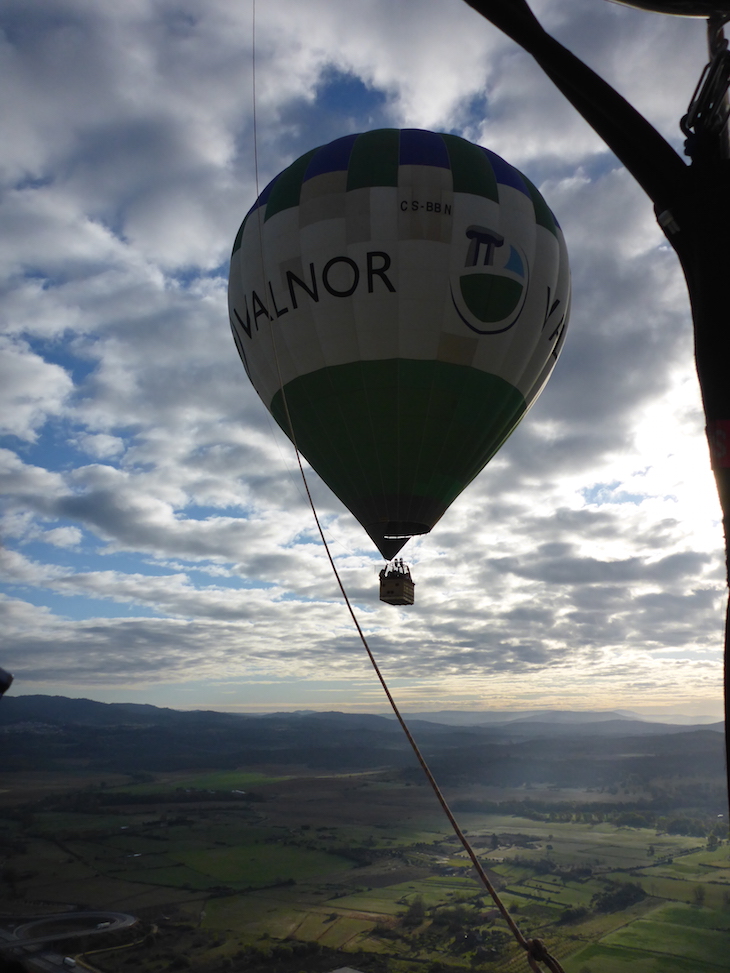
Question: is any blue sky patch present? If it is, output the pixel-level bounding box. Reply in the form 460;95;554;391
582;482;648;506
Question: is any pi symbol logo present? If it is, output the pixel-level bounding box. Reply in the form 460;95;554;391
450;224;529;335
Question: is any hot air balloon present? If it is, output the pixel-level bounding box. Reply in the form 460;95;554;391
228;129;570;561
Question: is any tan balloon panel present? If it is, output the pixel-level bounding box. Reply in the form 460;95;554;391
228;129;571;558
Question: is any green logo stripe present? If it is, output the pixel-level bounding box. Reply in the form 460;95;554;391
346;129;400;191
441;134;498;201
523;175;558;237
264;148;319;222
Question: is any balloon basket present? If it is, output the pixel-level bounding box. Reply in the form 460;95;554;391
379;559;415;606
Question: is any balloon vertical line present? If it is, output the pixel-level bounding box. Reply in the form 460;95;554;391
364;368;388;539
357;278;389;534
394;351;402;524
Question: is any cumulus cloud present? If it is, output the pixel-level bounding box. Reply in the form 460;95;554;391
0;337;73;439
40;526;83;548
75;433;125;459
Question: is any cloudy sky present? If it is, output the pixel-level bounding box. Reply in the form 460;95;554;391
1;0;725;718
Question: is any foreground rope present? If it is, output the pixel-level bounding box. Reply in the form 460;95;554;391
273;411;565;973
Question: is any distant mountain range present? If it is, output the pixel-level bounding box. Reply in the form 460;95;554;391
0;695;725;798
0;696;722;735
0;694;244;727
389;709;721;726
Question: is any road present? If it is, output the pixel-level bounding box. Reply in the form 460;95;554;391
0;911;137;958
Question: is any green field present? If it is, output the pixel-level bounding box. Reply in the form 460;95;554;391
172;843;353;886
564;903;730;972
2;769;729;972
108;770;283;796
31;811;137;833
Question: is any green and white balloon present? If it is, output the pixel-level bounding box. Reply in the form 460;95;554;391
228;129;570;559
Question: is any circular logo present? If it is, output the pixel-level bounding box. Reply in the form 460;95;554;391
450;224;529;335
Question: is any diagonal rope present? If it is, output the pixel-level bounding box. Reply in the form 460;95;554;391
269;374;565;973
247;7;564;970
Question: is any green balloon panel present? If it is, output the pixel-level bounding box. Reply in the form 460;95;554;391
271;360;525;559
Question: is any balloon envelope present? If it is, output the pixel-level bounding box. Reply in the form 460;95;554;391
229;129;570;558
